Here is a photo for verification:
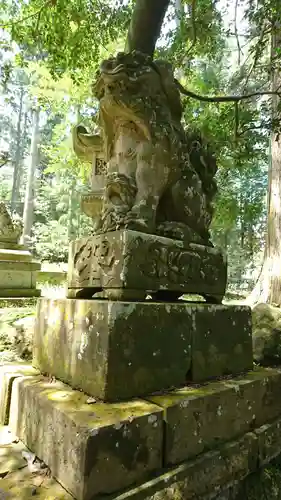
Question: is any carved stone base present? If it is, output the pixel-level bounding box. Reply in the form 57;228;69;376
67;230;227;302
33;299;252;402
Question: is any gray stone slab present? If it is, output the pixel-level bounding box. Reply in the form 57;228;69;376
0;363;40;424
67;230;227;300
149;367;281;465
33;299;252;402
98;432;258;500
9;376;163;500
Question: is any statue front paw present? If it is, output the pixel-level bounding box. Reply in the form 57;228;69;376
123;206;156;233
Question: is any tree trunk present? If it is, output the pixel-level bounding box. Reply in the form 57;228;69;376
22;108;40;246
11;87;24;212
247;31;281;305
67;178;77;241
125;0;170;56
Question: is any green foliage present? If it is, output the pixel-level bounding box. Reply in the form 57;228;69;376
0;0;276;285
1;0;131;80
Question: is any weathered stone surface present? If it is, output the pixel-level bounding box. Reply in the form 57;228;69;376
33;298;192;401
252;303;281;365
85;52;218;247
190;304;252;381
9;376;163;500
0;201;22;243
0;248;33;262
33;300;252;401
67;230;226;301
0;259;41;297
148;367;281;465
100;432;258;500
255;418;281;466
0;363;39;424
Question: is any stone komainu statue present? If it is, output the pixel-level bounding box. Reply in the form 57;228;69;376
74;51;218;246
0;202;22;242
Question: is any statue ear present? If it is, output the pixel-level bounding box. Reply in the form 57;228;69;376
153;60;182;122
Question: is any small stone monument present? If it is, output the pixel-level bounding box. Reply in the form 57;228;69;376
0;202;41;297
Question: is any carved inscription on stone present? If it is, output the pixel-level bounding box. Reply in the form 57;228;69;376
73;237;115;284
71;232;224;290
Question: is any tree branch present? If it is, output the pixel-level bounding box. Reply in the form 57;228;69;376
0;0;53;28
175;79;281;103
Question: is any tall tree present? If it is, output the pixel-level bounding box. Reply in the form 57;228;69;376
248;24;281;305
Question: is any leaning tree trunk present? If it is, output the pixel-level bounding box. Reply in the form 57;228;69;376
125;0;170;55
247;30;281;305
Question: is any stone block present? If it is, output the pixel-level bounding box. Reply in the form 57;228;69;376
99;432;258;500
67;230;226;300
189;304;252;381
149;367;281;465
33;299;252;401
9;376;163;500
255;418;281;466
0;259;41;297
0;363;39;425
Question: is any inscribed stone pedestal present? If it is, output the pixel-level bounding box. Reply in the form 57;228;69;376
68;230;227;301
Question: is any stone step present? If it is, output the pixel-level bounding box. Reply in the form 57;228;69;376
98;417;281;499
8;375;163;500
4;365;281;499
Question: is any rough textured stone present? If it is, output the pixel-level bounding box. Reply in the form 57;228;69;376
148;367;281;465
0;363;39;424
100;433;258;500
9;376;163;500
33;299;252;401
0;258;41;297
33;298;192;401
189;304;252;381
79;52;218;248
67;230;226;301
252;303;281;365
255;418;281;466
